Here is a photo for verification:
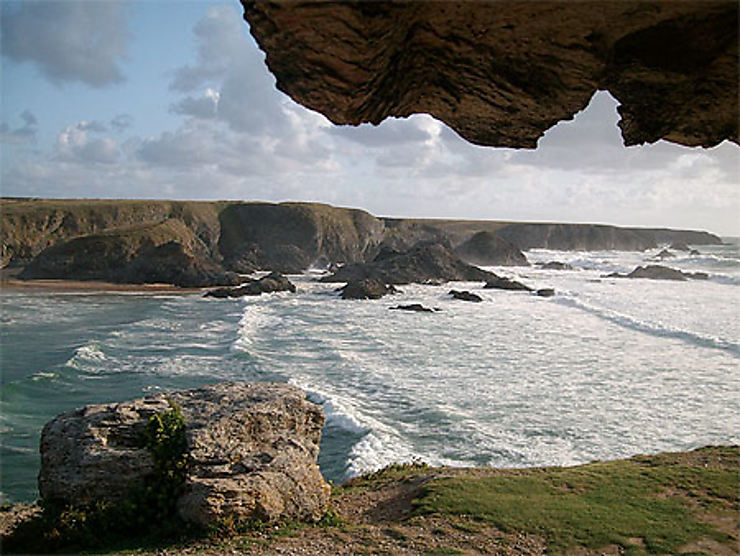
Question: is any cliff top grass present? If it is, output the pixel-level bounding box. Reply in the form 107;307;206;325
9;445;731;555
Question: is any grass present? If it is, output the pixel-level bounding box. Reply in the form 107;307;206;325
413;447;738;554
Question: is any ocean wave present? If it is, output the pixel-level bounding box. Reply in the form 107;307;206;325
65;342;107;370
556;296;740;357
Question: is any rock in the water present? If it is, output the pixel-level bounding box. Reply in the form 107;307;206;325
340;278;398;300
453;231;529;266
38;382;330;527
449;290;483;302
536;261;574;271
205;272;296;298
653;248;676;260
390;303;438;313
535;288;556;297
605;264;707;281
322;242;496;285
689;249;701;256
483;276;533;291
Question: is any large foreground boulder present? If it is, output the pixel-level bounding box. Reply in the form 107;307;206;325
321;242;496;285
38;382;330;527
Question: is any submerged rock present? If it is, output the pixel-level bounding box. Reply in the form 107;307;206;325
390;303;438;313
483;276;533;291
339;278;398;300
321;242;496;285
205;272;296;298
449;290;483;302
38;382;330;527
453;231;529;266
536;261;574;271
535;288;556;297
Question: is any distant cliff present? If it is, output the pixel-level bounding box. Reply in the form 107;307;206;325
1;198;722;286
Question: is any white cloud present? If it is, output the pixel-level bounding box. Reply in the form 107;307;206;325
1;1;131;87
56;123;120;164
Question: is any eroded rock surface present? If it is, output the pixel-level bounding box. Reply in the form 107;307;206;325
322;242;495;285
38;383;330;527
242;1;738;149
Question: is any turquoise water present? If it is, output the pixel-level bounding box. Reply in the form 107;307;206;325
2;242;739;503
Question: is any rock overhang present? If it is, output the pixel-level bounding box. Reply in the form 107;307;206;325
241;0;738;149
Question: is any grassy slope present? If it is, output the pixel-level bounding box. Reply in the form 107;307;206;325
58;446;736;555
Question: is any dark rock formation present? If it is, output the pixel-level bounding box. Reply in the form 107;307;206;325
690;249;701;256
339;278;398;300
322;242;495;285
242;1;737;149
606;265;709;281
390;303;438;313
483;276;533;292
535;288;556;297
38;382;330;527
454;231;528;267
205;272;296;298
449;290;482;302
537;261;574;270
653;248;676;260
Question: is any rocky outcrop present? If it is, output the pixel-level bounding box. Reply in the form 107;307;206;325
218;203;385;273
390;303;438;313
537;261;574;270
606;265;709;281
454;231;528;267
449;290;482;302
242;1;737;149
535;288;556;297
652;248;676;260
38;382;330;527
339;278;398;300
483;276;533;292
322;243;495;285
205;272;296;298
20;219;239;287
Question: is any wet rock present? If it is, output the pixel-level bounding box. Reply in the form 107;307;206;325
536;261;574;270
205;272;296;298
605;264;707;281
390;303;438;313
321;242;496;285
483;276;533;291
339;278;398;300
535;288;556;297
454;231;529;266
689;249;701;256
653;248;676;260
449;290;483;302
38;382;330;527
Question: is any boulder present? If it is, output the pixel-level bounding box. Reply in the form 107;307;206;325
321;242;496;285
689;249;701;256
536;261;574;270
205;272;296;298
449;290;483;302
339;278;398;300
390;303;438;313
483;276;533;291
38;382;330;527
453;231;529;266
535;288;556;297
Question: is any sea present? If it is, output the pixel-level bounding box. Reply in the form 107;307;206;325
1;241;739;504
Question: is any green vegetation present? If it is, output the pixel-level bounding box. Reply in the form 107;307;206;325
4;401;192;553
413;447;738;554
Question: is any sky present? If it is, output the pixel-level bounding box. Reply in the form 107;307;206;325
1;1;738;236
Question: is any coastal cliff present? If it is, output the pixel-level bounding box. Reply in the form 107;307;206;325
1;198;722;286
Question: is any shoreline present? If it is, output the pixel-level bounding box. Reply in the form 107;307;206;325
0;277;204;294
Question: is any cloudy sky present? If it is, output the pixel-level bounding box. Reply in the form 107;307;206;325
2;1;738;235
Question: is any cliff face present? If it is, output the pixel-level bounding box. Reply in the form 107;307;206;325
242;1;738;149
1;199;723;286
